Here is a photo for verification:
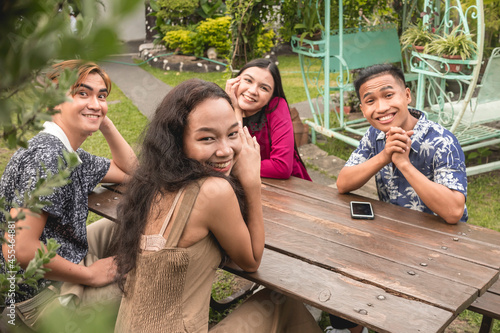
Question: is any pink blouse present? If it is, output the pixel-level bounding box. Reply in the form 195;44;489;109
243;97;311;181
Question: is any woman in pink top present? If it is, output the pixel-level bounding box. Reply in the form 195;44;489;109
226;58;312;181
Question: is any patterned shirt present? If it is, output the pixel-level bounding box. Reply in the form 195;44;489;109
345;109;468;222
0;132;110;302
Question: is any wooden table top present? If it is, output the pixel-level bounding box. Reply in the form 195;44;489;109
88;177;500;333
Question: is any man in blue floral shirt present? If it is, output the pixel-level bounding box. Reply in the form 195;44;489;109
337;64;468;224
329;63;467;333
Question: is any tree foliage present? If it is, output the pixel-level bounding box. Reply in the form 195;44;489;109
226;0;279;69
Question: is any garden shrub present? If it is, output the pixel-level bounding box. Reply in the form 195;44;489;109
162;15;274;60
164;30;196;54
156;0;198;21
159;24;186;37
256;28;276;57
226;0;280;68
196;16;232;57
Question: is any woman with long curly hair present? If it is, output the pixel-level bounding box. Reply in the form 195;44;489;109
113;79;321;333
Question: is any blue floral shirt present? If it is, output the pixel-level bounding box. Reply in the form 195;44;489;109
345;109;468;222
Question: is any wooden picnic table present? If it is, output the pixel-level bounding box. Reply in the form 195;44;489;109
88;177;500;333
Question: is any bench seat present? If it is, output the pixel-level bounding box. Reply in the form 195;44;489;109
468;280;500;333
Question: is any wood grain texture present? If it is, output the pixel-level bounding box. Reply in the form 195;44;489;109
227;249;454;333
262;177;500;248
89;178;500;332
261;184;500;272
263;219;477;314
88;186;120;222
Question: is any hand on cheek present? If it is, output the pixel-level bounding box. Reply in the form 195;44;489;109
232;126;260;188
225;77;241;106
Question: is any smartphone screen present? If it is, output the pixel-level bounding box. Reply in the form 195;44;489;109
350;201;374;219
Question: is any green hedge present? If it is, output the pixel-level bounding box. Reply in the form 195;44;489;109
196;16;232;57
163;16;233;58
164;30;196;54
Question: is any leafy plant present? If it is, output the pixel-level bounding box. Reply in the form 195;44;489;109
164;29;197;54
196;0;227;20
156;0;198;23
163;16;232;58
0;239;61;302
159;24;187;38
150;0;227;44
332;91;359;112
0;151;80;304
294;0;325;43
400;23;435;50
256;28;276;58
279;0;303;42
196;16;232;57
1;0;135;148
0;0;141;306
466;147;492;165
425;25;478;60
149;0;198;44
329;0;389;30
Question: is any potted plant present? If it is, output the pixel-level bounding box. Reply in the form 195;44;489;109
294;1;324;48
400;24;435;54
424;25;477;72
333;91;359;114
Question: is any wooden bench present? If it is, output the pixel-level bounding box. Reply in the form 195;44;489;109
468;280;500;333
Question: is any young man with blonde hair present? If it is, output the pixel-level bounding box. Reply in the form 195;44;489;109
0;60;137;329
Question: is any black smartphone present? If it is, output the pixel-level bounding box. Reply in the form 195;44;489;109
350;201;374;219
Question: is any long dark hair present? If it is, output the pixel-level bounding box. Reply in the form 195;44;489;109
113;79;243;291
237;58;288;114
237;58;307;168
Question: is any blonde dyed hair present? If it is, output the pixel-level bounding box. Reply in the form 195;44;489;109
47;60;112;95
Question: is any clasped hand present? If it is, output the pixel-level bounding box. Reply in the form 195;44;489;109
383;127;414;168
